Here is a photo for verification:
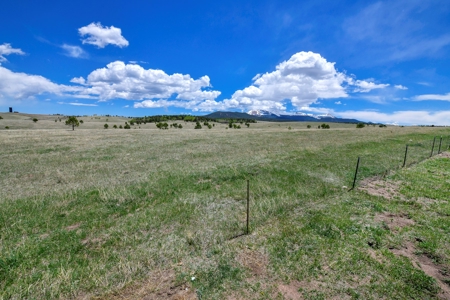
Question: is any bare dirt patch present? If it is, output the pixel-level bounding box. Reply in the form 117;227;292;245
94;269;197;300
391;242;450;299
358;178;401;200
276;279;328;300
436;152;450;159
277;280;304;299
236;248;269;277
374;212;415;232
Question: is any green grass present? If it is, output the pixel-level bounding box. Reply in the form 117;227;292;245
0;115;449;299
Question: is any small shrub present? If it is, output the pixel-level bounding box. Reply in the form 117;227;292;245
124;123;131;129
113;125;117;129
55;119;57;122
288;126;291;130
104;123;109;129
178;124;183;129
32;118;38;123
119;125;123;129
307;125;311;128
195;121;202;129
5;126;9;129
356;123;365;128
320;123;330;129
80;120;84;124
208;124;212;129
379;124;387;128
0;116;3;119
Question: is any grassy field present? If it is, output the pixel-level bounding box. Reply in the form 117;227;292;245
0;113;449;299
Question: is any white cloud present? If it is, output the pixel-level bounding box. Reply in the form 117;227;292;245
223;51;349;111
78;22;129;48
61;44;88;58
337;109;450;126
0;43;25;62
74;61;221;102
335;101;342;104
131;51;391;112
69;102;98;106
347;78;390;92
0;66;64;99
413;93;450;101
394;85;408;90
70;77;86;85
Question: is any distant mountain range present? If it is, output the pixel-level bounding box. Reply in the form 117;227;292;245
204;110;362;123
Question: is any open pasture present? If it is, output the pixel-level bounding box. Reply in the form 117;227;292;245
1;114;449;299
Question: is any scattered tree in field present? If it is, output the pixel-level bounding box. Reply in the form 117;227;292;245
288;126;292;130
320;123;330;129
0;116;3;119
318;125;320;129
65;116;80;130
54;119;57;122
32;118;38;123
195;121;202;129
104;123;109;129
124;123;131;129
156;122;168;129
307;125;311;128
119;125;123;129
178;124;183;129
356;123;365;128
207;124;212;129
245;122;250;128
5;126;9;129
79;120;84;124
113;125;117;128
379;124;387;128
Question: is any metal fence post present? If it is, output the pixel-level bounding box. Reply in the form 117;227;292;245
403;145;408;167
246;179;250;235
438;137;443;154
350;157;360;191
430;137;436;157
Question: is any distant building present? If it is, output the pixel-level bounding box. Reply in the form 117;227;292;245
9;107;12;113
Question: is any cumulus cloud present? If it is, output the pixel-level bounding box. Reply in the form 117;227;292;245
212;51;389;112
131;51;391;112
221;51;349;111
413;93;450;101
72;61;221;104
0;43;25;62
61;44;88;58
0;66;85;101
394;84;408;90
78;22;129;48
0;66;64;99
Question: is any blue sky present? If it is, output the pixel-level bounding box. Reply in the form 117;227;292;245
1;0;450;125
